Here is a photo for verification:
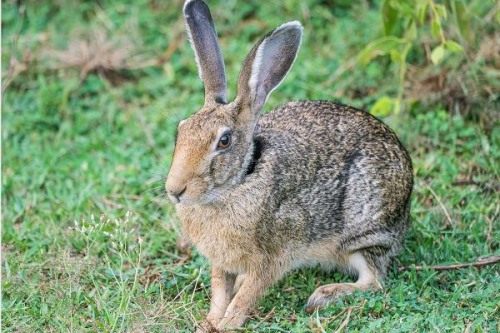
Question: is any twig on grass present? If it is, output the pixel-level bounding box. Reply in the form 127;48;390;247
451;179;480;186
451;179;500;194
334;307;352;333
424;182;454;226
251;307;276;331
313;310;327;333
398;255;500;272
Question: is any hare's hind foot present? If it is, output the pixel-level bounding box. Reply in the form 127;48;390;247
305;252;382;314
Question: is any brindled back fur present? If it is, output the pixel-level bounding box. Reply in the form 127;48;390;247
165;0;413;329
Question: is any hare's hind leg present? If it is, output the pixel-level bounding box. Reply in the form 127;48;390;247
305;252;382;314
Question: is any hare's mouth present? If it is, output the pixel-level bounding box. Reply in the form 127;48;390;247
202;188;227;204
168;187;225;206
181;187;230;206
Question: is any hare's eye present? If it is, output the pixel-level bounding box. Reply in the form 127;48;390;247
217;133;231;149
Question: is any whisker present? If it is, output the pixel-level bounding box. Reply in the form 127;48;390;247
139;186;165;196
144;171;168;178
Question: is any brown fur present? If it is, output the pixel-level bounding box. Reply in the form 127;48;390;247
165;1;413;330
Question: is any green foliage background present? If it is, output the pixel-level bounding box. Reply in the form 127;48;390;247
2;0;499;332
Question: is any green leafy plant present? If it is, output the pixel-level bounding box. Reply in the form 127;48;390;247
356;0;469;116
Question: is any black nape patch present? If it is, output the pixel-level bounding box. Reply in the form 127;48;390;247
245;138;263;176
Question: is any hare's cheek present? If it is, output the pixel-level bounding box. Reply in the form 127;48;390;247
212;163;237;187
186;178;210;199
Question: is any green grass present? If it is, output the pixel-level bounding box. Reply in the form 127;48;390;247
2;0;499;332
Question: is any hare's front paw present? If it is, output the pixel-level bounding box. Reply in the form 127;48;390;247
195;319;219;333
216;308;248;331
206;309;224;326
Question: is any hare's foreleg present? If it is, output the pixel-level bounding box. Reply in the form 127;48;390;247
206;266;237;326
217;270;277;329
305;252;382;313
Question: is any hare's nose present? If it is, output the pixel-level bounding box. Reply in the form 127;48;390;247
166;184;187;203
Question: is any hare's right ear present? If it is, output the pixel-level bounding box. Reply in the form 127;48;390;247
236;21;303;120
184;0;227;104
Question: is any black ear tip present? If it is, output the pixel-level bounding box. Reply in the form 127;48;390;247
268;21;303;47
183;0;210;17
278;21;303;36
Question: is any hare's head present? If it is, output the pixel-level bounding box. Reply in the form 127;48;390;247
166;0;302;205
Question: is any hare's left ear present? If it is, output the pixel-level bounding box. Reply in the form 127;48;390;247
236;21;303;117
184;0;227;104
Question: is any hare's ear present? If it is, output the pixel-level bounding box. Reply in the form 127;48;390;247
184;0;227;104
236;21;303;118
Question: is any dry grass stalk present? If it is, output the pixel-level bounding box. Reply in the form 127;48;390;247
44;28;155;81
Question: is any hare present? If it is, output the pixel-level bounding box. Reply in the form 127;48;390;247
165;0;413;330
